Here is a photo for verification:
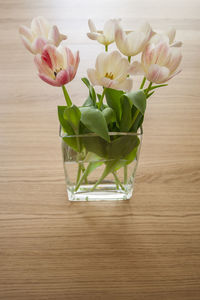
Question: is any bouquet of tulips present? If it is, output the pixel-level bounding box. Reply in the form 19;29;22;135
19;17;182;194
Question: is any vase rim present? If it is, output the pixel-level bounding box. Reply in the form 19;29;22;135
59;126;143;138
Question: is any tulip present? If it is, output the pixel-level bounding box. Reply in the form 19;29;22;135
115;22;153;57
34;44;80;87
87;51;133;91
129;41;182;84
150;27;182;47
87;19;121;47
19;16;67;54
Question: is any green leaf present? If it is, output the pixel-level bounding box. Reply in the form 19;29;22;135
58;106;74;134
83;95;95;107
81;136;107;157
106;135;140;159
102;107;116;124
104;88;124;122
75;160;104;191
79;122;91;134
80;107;110;142
81;77;96;103
113;142;140;171
130;113;144;132
97;94;102;101
120;97;132;131
90;138;140;190
58;106;81;152
125;90;146;115
62;136;80;152
64;105;81;133
81;77;91;89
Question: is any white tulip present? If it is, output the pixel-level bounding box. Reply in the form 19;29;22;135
115;22;153;57
87;19;121;46
87;51;133;91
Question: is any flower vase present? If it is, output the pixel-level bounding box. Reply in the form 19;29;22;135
60;127;143;201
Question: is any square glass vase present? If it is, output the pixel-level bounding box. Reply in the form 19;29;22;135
60;127;143;201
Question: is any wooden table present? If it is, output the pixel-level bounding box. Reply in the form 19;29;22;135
0;0;200;299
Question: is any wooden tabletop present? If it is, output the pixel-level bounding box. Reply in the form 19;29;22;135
1;0;200;299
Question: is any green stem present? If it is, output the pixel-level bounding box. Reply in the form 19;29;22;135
112;172;125;190
105;45;108;52
140;77;146;89
146;91;155;99
124;165;128;184
128;56;131;63
130;110;140;128
90;166;108;192
98;89;105;109
75;162;91;191
76;163;82;185
145;82;153;96
144;83;168;93
62;85;72;107
81;164;88;184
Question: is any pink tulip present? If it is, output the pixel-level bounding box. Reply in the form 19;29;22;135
129;41;182;84
19;16;67;54
34;44;80;87
150;27;182;47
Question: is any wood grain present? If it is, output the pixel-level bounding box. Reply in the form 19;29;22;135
0;0;200;299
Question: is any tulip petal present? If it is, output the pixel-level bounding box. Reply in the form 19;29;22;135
88;19;97;33
87;69;99;85
115;27;127;56
128;61;144;75
41;47;53;69
34;54;54;78
139;22;152;37
31;16;50;37
166;27;176;44
32;37;47;54
103;19;116;43
167;47;182;74
95;52;108;77
114;57;130;82
167;69;181;81
154;42;171;66
116;23;151;57
48;25;67;46
117;78;133;91
20;35;35;54
56;70;71;86
39;73;59;86
105;51;122;75
147;64;170;83
126;31;147;56
97;34;109;45
74;51;80;76
42;44;63;71
150;33;169;45
142;43;155;68
100;77;114;88
66;47;75;65
87;32;99;40
19;25;33;41
171;41;182;47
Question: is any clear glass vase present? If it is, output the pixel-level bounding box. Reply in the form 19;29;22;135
60;127;143;201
